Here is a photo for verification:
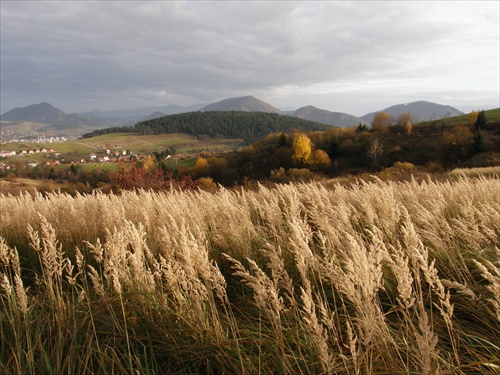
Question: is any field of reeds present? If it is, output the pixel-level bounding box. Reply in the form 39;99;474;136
1;176;499;374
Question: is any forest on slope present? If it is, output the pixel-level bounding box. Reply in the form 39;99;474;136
82;111;332;143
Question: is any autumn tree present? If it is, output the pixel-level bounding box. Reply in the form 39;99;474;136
307;149;332;172
193;157;210;178
440;125;474;164
291;132;312;165
142;155;156;170
371;112;395;133
397;112;413;135
468;111;479;126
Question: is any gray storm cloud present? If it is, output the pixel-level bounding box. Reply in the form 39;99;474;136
1;1;498;115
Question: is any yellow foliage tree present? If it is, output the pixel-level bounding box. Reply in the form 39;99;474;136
307;149;331;172
292;133;312;165
397;112;413;135
372;111;395;133
468;111;479;125
142;155;156;170
405;122;413;135
193;157;210;178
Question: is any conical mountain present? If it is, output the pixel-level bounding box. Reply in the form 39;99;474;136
1;102;67;124
201;96;283;113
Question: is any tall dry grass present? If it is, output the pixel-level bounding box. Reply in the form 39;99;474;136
0;175;499;374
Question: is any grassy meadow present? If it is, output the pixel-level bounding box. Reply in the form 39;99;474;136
72;133;243;155
1;176;499;374
2;132;243;157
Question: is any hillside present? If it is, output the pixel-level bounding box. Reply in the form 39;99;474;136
360;100;463;124
293;105;360;127
83;111;332;142
200;95;283;113
1;102;67;124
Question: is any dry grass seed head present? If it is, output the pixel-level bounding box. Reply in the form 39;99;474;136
13;273;28;314
0;272;12;299
224;254;283;318
473;254;500;322
300;286;332;373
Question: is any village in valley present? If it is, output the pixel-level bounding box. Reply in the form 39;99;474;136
0;141;138;173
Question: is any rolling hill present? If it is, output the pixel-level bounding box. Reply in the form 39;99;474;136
359;100;463;124
83;111;332;142
292;105;360;127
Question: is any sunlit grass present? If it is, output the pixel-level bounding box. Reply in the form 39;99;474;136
1;176;499;374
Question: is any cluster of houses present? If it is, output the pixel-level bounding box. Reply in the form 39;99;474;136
0;146;145;173
0;147;60;172
1;135;70;144
84;149;133;164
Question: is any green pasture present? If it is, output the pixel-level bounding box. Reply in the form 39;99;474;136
417;107;499;128
75;133;243;155
2;133;243;162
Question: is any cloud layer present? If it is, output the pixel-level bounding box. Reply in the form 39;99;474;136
1;1;499;115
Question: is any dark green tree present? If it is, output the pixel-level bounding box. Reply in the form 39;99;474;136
472;130;486;154
475;110;487;130
327;137;341;159
278;132;288;148
356;123;368;133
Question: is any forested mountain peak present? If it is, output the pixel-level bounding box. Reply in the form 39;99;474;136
83;110;332;142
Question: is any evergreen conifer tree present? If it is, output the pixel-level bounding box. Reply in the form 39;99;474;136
475;110;486;130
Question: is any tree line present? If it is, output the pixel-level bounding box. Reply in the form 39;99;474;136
6;110;498;193
185;110;499;185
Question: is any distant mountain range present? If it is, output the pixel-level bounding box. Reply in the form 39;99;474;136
2;96;471;138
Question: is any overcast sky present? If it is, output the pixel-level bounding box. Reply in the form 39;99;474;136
1;1;499;116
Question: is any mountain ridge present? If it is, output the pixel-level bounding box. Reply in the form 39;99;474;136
2;97;470;135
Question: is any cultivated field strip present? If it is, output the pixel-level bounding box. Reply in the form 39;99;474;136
1;176;499;374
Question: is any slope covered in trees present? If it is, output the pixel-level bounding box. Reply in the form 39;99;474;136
82;111;332;142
